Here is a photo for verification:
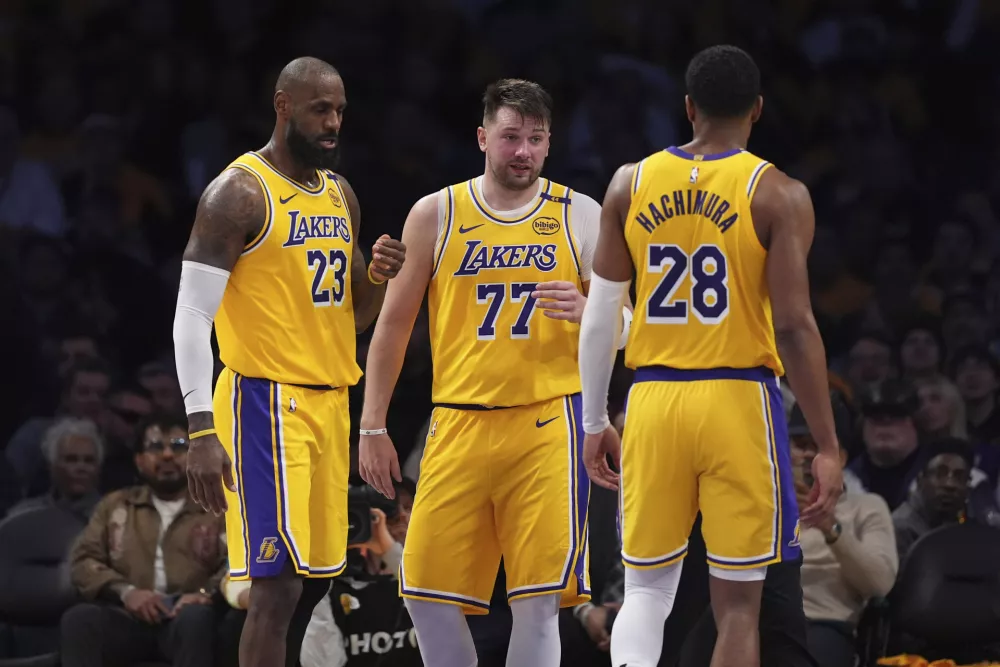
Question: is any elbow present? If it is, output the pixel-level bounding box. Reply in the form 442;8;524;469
773;315;818;344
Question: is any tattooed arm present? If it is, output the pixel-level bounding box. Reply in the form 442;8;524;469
174;168;265;514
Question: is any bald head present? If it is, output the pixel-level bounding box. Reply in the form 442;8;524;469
275;57;340;95
272;57;346;172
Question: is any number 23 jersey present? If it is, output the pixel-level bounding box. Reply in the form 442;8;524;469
624;147;784;375
428;177;592;407
213;152;362;388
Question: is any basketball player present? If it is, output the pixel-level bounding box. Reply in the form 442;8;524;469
578;45;843;667
172;57;405;667
357;79;627;667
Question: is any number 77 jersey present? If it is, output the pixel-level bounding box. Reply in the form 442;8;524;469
624;147;784;376
428;177;584;407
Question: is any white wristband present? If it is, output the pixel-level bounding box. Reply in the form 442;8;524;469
359;428;388;436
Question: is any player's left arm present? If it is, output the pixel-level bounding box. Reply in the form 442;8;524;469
579;164;637;489
338;177;407;333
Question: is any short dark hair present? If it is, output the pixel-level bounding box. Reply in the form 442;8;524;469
923;437;975;471
685;45;761;119
482;78;553;127
135;412;188;454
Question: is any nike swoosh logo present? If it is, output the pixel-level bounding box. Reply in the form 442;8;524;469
536;416;559;428
279;193;297;204
459;224;484;234
183;389;195;399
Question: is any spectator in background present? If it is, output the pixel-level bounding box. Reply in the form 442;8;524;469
790;404;898;667
100;385;154;491
844;333;895;395
5;417;101;521
848;379;925;510
0;105;67;237
892;439;979;569
61;413;224;667
915;376;968;440
941;292;992;357
298;480;419;667
898;322;944;384
137;362;184;415
951;346;1000;444
6;359;111;496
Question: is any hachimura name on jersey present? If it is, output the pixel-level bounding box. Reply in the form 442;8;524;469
619;147;799;573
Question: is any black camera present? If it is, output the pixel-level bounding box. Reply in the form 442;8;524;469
347;484;399;546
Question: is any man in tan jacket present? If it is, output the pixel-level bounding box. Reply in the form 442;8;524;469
61;413;227;667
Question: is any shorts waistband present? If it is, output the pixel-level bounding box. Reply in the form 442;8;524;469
229;369;339;391
633;366;777;383
434;403;515;412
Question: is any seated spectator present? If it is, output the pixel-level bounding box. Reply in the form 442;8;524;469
0;105;68;237
790;405;898;667
891;438;993;569
137;361;184;415
844;332;895;396
6;359;111;497
898;321;944;384
848;378;926;510
915;376;968;440
298;480;420;667
60;413;225;667
6;417;101;521
951;345;1000;444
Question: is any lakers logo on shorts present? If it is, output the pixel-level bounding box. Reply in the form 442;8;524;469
788;520;801;548
256;537;280;564
531;216;560;235
328;188;342;207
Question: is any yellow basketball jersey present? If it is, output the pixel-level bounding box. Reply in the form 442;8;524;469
428;177;583;406
624;146;783;375
214;152;362;388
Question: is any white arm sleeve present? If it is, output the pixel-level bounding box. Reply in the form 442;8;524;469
580;274;630;434
173;261;230;415
569;192;602;282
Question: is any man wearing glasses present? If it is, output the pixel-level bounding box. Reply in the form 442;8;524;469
61;414;228;667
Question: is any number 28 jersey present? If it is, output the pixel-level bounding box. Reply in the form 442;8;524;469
213;152;362;388
624;147;784;375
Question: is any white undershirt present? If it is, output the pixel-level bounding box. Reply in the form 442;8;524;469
437;176;602;281
151;496;187;593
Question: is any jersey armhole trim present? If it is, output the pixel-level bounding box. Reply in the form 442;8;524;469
431;187;454;278
746;161;773;201
562;186;583;280
630;160;644;195
230;164;274;256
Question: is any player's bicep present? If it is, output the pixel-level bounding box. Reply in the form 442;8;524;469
762;176;817;333
378;195;438;324
182;169;265;272
593;164;636;283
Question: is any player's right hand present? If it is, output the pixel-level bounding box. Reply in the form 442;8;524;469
186;433;236;516
359;432;402;499
800;451;843;527
584;425;621;491
123;589;171;625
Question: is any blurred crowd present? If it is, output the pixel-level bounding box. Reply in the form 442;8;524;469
1;0;999;665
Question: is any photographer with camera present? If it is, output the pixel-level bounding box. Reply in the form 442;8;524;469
300;479;420;667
